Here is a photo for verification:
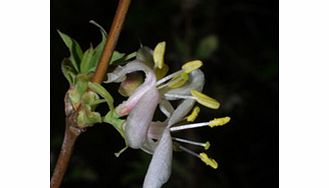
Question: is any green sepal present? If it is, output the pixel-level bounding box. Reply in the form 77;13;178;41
77;105;102;127
80;47;95;73
57;30;83;72
81;90;100;108
68;74;90;109
61;58;77;85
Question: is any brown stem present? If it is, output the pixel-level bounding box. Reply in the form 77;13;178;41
51;118;82;188
92;0;131;84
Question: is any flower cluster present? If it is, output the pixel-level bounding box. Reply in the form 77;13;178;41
104;42;230;188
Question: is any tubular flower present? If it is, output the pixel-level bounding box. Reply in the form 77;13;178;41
104;42;229;188
104;61;160;149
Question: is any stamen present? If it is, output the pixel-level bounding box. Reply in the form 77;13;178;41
199;153;218;169
186;106;200;122
167;72;189;88
179;146;218;169
153;41;166;69
172;137;210;150
163;93;194;100
170;122;209;132
170;117;230;132
190;89;220;109
155;63;169;80
182;60;203;73
209;117;231;127
178;145;200;158
157;72;188;89
156;70;182;86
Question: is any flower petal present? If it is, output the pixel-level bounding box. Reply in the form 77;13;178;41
107;61;157;116
159;99;174;118
168;99;195;126
164;69;205;100
143;128;172;188
147;121;167;140
125;87;160;149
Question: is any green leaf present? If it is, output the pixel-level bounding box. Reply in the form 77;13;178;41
61;58;77;85
89;20;107;38
57;30;83;72
125;52;137;61
89;21;108;73
196;35;219;59
88;82;114;111
80;47;95;73
110;51;126;64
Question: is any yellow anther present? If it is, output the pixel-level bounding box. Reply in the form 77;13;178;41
190;89;220;109
209;117;231;127
182;60;203;73
153;41;166;69
168;72;189;88
155;63;169;80
186;106;200;122
204;141;211;150
199;153;218;169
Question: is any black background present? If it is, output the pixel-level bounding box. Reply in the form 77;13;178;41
51;0;278;187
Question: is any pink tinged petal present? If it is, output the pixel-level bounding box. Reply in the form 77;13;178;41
164;69;205;100
168;99;195;127
125;87;160;149
143;128;172;188
109;61;157;116
148;121;167;140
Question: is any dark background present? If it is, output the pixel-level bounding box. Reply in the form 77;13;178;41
51;0;278;187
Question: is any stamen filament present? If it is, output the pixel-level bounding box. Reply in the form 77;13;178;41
163;93;195;100
178;145;200;158
179;146;218;169
170;122;209;132
156;70;182;86
172;137;210;150
156;82;170;89
157;73;188;90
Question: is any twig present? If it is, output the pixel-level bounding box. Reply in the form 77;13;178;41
51;0;131;187
50;117;81;188
92;0;131;84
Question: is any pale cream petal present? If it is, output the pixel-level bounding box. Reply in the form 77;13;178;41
143;129;172;188
125;87;160;149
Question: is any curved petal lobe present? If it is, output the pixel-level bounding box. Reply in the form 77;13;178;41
125;87;160;149
143;128;172;188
